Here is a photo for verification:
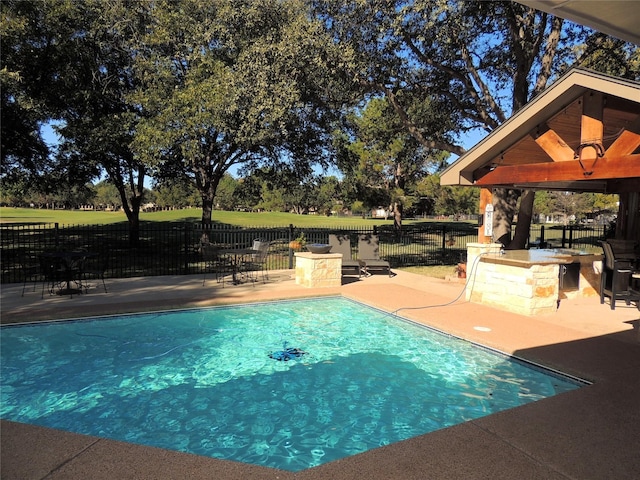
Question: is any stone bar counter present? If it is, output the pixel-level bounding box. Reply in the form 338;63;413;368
294;252;342;288
466;243;602;316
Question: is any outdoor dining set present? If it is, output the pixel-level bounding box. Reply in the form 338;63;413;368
200;238;271;287
21;249;108;299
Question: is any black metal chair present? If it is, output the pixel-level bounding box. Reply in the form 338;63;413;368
81;252;109;293
39;254;65;297
20;253;44;298
201;243;233;287
241;239;270;284
600;241;634;310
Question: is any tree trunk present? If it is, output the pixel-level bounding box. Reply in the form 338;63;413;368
492;188;519;247
115;179;143;248
510;190;535;249
123;194;142;247
201;195;214;225
128;212;140;248
196;168;221;226
393;201;403;233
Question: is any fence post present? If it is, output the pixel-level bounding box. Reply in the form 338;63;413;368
568;225;574;249
54;223;60;248
561;226;567;248
288;224;295;269
184;223;191;274
441;225;447;250
540;225;545;246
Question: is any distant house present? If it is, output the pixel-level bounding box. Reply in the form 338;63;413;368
371;208;389;219
141;203;157;212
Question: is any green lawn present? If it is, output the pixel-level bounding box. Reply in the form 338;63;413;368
0;207;597;250
0;207;426;228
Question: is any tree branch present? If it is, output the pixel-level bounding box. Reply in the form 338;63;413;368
379;84;465;156
402;32;501;130
458;40;506;125
534;15;563;96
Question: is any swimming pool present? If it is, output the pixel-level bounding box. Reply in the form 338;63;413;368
0;297;583;472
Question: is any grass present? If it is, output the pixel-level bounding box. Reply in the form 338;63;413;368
0;207;402;227
0;207;478;229
401;265;461;279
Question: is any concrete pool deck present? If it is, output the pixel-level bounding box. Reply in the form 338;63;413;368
1;269;639;479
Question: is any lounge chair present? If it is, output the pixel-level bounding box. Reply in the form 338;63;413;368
357;234;392;277
328;234;365;277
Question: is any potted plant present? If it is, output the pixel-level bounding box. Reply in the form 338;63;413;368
289;232;306;251
455;253;467;279
455;262;467;278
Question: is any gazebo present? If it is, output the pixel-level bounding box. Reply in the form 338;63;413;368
441;68;640;243
440;68;639;316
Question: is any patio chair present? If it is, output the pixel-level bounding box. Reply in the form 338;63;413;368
39;254;66;297
328;234;365;277
241;238;270;284
20;252;45;298
81;251;109;293
600;240;635;310
357;234;392;277
201;243;233;286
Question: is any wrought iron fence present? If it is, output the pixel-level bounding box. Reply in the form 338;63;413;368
0;222;607;284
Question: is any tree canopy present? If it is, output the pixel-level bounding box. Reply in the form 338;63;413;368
2;0;637;239
131;0;352;224
335;96;448;230
313;0;637;245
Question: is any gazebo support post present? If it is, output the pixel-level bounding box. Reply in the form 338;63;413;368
478;188;493;244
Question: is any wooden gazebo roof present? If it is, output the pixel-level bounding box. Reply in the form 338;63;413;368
440;68;640;194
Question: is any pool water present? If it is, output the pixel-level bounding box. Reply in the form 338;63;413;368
0;297;582;472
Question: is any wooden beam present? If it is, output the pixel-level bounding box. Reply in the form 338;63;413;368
606;115;640;157
607;179;640;193
578;92;605;162
474;154;640;186
531;124;575;162
581;92;604;142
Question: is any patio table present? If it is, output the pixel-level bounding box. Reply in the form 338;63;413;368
41;251;96;296
219;248;257;284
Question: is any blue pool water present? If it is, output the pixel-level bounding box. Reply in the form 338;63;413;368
0;297;582;472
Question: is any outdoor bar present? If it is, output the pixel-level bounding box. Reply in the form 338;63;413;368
441;68;640;316
466;243;602;316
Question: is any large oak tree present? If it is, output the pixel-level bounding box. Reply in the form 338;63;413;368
131;0;351;225
312;0;607;247
2;0;152;244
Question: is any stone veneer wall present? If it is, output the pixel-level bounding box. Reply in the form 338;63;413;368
294;252;342;288
465;243;560;316
562;262;601;299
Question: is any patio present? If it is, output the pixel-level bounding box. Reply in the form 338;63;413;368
1;269;639;479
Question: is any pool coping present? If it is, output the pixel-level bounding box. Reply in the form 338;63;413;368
2;270;639;479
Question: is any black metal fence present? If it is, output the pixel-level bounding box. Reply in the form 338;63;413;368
0;222;607;284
